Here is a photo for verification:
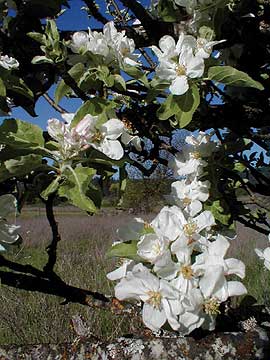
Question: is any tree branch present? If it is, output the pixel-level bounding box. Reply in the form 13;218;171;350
43;194;61;277
43;92;68;114
83;0;109;25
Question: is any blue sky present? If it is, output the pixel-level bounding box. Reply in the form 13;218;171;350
9;0;151;129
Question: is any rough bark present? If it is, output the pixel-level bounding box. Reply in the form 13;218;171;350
0;328;269;359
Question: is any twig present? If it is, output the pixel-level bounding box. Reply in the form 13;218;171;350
43;93;67;114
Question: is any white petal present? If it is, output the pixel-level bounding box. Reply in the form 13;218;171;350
225;258;245;278
94;139;124;160
142;303;166;331
169;75;189;95
227;281;247;297
101;119;124;140
199;266;225;299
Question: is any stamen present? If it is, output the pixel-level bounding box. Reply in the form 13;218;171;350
92;130;103;143
146;291;162;310
182;197;191;206
180;265;193;279
203;298;221;315
176;64;186;76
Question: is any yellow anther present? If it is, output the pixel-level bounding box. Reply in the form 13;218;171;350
203;298;221;315
146;291;162;309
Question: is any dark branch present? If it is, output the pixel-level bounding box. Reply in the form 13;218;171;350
83;0;109;25
43;194;61;277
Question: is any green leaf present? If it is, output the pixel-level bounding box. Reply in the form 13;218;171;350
205;200;232;226
114;74;126;91
55;63;85;104
58;166;96;213
157;0;178;22
0;77;6;97
157;84;200;127
0;119;44;149
41;176;61;200
106;240;140;261
46;20;59;42
6;76;34;101
156;95;177;120
233;162;246;172
32;56;54;64
174;84;200;128
71;98;111;127
0;154;43;182
27;32;47;44
208;66;264;90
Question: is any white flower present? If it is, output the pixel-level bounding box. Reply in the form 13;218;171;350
154;33;205;95
255;234;270;270
115;264;182;331
193;234;246;279
169;131;218;177
137;233;170;264
170;208;216;254
0;55;19;70
90;118;124;160
107;259;135;280
47;114;125;160
169;178;210;216
196;38;226;59
103;22;139;66
0;194;20;251
179;265;247;333
69;31;90;54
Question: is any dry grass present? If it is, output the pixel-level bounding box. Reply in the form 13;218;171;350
0;207;269;345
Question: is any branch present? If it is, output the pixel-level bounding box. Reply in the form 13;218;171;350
43;194;61;277
83;0;109;25
118;0;173;44
58;67;90;102
43;93;68;114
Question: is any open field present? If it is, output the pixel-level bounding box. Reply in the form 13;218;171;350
1;207;270;345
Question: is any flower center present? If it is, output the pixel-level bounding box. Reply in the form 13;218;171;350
180;265;193;279
121;46;130;57
182;197;191;206
176;64;186;76
203;298;221;315
183;221;197;238
146;291;162;309
152;242;162;256
92;130;103;143
191;151;201;160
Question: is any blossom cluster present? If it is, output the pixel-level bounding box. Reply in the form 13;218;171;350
69;22;139;68
152;33;224;95
107;131;247;333
47;113;140;161
0;194;20;251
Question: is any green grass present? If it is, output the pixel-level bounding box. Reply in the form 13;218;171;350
0;212;269;345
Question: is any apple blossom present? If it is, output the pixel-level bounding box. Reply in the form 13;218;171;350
115;264;182;331
169;178;210;216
